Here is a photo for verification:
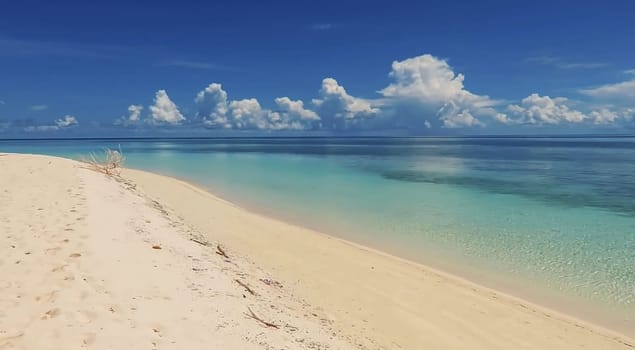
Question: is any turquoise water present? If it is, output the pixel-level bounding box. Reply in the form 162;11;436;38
2;137;634;330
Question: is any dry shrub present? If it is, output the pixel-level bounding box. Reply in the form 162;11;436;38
83;147;125;176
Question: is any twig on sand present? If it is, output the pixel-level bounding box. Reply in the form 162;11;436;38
235;279;257;296
245;307;279;329
190;238;209;247
259;278;283;288
216;245;229;259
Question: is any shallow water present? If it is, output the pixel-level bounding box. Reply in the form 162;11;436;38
3;137;634;330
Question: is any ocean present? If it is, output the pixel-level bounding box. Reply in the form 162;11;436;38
2;136;634;330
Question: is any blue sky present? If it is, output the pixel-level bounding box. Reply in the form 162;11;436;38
1;0;634;137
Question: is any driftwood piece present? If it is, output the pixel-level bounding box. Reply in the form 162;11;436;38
245;307;279;329
216;245;229;259
190;238;209;247
235;279;256;296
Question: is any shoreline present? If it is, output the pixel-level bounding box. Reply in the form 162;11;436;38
127;164;635;339
123;164;634;348
2;153;633;349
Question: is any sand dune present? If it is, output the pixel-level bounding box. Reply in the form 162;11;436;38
1;153;634;349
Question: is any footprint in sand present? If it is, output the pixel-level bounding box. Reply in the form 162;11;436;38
41;308;61;320
51;264;67;272
69;253;82;258
35;290;58;303
45;247;61;255
81;333;96;347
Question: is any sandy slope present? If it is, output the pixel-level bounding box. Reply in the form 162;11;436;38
0;154;352;350
122;167;635;350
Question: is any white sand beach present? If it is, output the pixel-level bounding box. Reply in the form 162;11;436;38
1;153;634;349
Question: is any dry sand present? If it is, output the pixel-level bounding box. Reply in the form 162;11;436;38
1;153;634;349
0;154;352;349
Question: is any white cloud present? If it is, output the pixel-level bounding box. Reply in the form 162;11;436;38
30;105;48;111
226;98;269;129
116;53;634;132
149;90;185;124
25;114;78;132
526;56;609;69
195;83;229;127
501;95;632;126
382;54;470;103
115;104;144;126
195;83;320;130
580;79;635;99
127;104;143;122
312;78;378;128
55;115;78;127
505;94;586;125
274;97;319;121
379;54;501;128
589;109;620;124
0;100;6;105
494;113;513;125
270;97;320;130
437;102;484;128
590;108;634;124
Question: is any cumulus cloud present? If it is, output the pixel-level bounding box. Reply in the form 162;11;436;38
271;97;320;130
590;108;634;125
504;94;586;125
580;79;635;99
589;109;620;125
437;102;484;128
115;104;144;126
149;90;185;125
226;98;269;129
127;104;143;122
380;54;501;128
195;83;229;127
116;53;633;132
312;78;379;128
25;114;78;132
195;83;320;130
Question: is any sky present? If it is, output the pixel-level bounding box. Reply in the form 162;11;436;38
0;0;634;137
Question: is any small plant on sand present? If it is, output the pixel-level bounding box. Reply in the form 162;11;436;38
83;147;125;176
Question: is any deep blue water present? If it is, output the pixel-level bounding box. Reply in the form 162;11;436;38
2;136;634;329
